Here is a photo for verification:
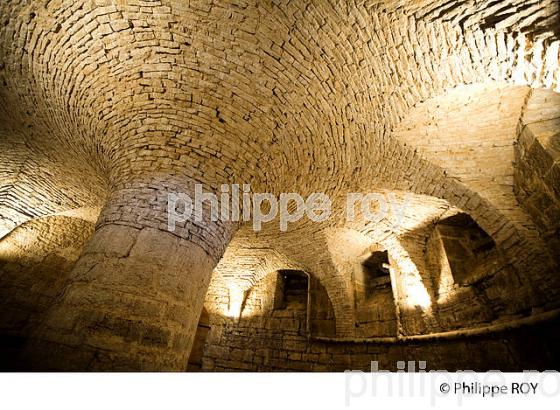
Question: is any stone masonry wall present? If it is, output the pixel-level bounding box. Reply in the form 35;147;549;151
515;90;560;257
0;0;558;371
201;315;560;372
0;215;95;369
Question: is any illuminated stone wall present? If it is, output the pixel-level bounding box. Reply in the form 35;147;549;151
201;318;560;372
0;0;558;371
515;90;560;257
0;214;95;369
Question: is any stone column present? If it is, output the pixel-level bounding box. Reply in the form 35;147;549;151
22;179;233;371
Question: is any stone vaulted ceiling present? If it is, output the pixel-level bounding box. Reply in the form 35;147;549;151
0;0;559;344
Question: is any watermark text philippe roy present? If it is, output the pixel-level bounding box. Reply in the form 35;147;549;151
167;183;411;232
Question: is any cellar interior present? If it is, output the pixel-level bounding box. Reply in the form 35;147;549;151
0;0;559;371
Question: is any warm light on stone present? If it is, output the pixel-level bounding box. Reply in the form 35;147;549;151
0;0;559;372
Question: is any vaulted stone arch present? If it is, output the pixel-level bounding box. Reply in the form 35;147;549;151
0;0;558;371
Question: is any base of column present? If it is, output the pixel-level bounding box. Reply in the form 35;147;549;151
22;225;216;371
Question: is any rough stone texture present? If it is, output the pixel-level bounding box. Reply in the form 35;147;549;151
515;89;560;256
22;222;217;371
0;0;558;371
201;317;560;372
0;214;95;369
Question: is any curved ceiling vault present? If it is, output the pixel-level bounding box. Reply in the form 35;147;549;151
0;0;559;317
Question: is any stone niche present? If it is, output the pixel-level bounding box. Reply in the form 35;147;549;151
268;270;336;338
354;249;398;338
273;270;308;312
424;212;506;331
435;213;498;285
361;251;391;296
